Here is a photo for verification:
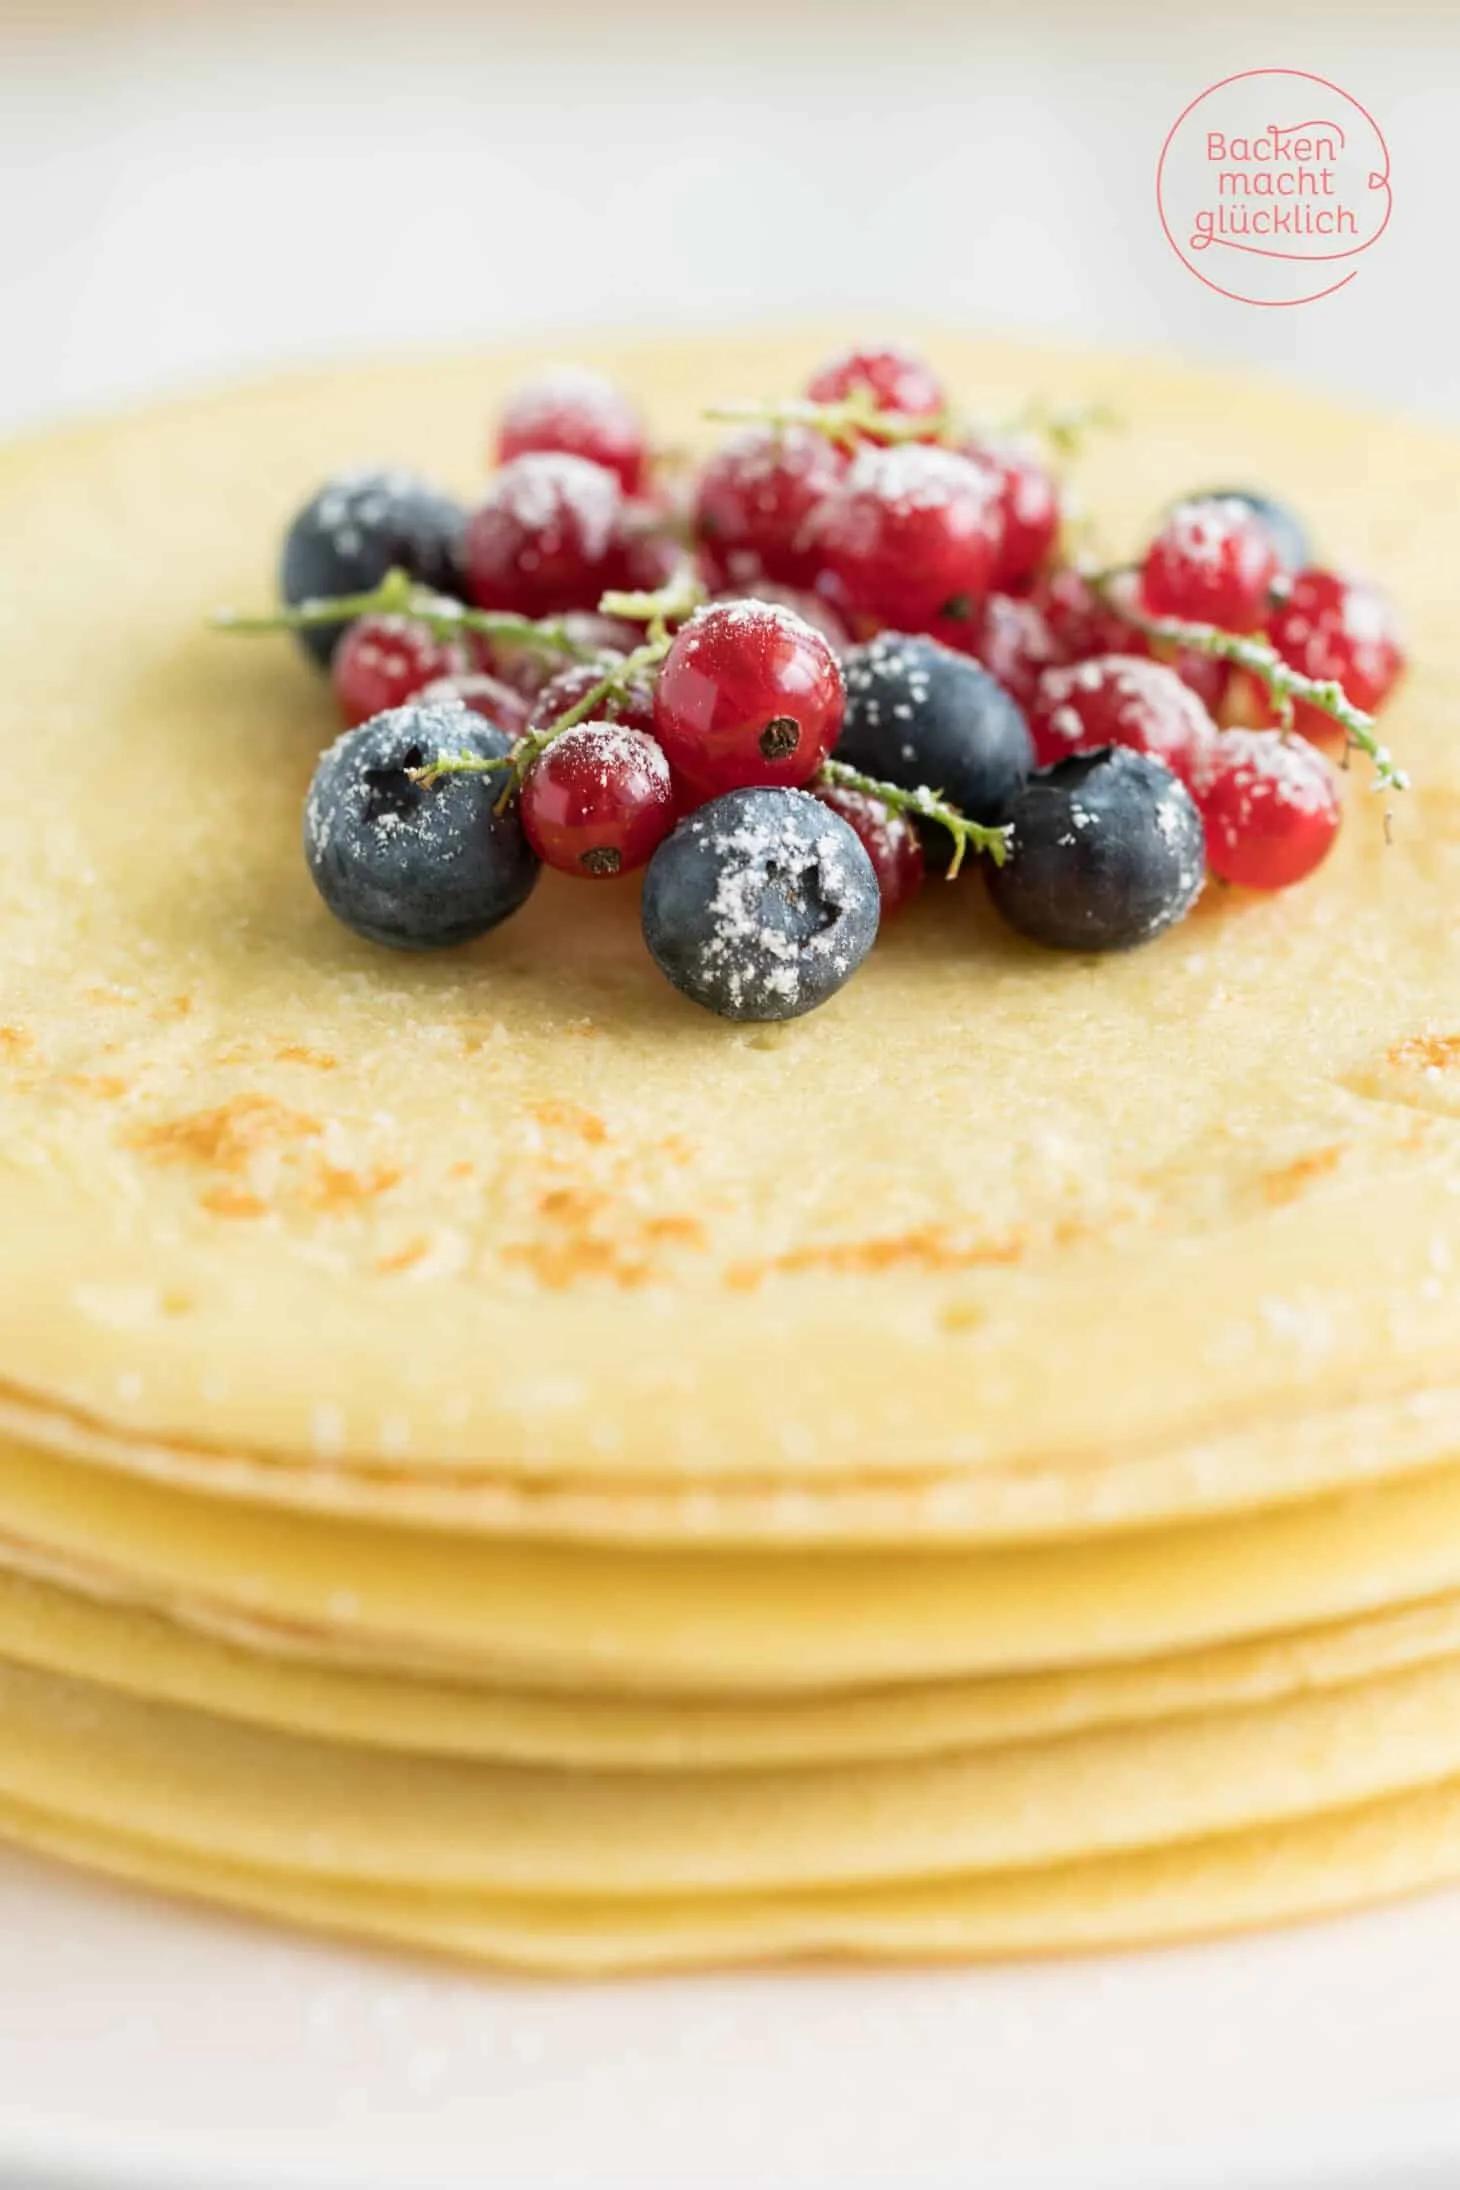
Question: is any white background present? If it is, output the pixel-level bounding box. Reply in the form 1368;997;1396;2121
2;0;1457;435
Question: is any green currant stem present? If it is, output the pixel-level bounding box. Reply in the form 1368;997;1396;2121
1086;570;1410;793
703;392;950;454
997;397;1123;464
818;760;1012;878
209;566;598;663
414;573;705;808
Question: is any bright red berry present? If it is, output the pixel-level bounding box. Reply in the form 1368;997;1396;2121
711;579;852;654
814;782;925;915
520;722;675;878
417;670;530;741
496;369;648;495
1028;655;1217;787
653;600;845;794
1035;567;1229;715
1263;568;1405;741
805;344;945;431
961;438;1061;588
464;453;625;618
811;444;1003;631
330;614;475;727
1194;730;1342;890
693;426;845;589
1141;497;1280;633
936;590;1060;707
525;656;658;739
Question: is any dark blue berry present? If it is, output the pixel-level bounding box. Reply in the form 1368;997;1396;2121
304;701;538;950
836;634;1033;864
641;787;879;1020
987;746;1205;953
280;469;466;668
1177;489;1310;575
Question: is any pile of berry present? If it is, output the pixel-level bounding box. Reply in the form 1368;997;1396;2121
221;345;1408;1021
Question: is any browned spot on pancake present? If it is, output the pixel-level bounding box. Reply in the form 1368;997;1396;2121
152;994;193;1023
276;1045;338;1071
1389;1034;1460;1073
1260;1144;1346;1207
200;1185;267;1219
63;1073;131;1100
303;1162;403;1213
505;1235;651;1290
128;1093;324;1174
446;1159;475;1182
939;1301;985;1333
643;1214;706;1246
375;1236;429;1275
728;1226;1028;1289
532;1099;607;1144
0;1026;33;1057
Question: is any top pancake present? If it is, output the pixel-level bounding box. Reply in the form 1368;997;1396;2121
1;331;1459;1542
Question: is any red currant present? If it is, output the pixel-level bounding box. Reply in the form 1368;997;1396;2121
1028;655;1217;787
693;426;844;589
330;614;475;727
1193;730;1342;890
496;368;648;495
960;438;1061;588
525;656;658;739
711;580;851;655
464;453;625;618
805;344;945;432
484;612;641;700
653;600;845;794
417;670;530;741
811;445;1003;631
1262;568;1405;741
1035;567;1229;716
814;782;925;915
936;590;1060;707
1140;497;1280;633
520;722;675;878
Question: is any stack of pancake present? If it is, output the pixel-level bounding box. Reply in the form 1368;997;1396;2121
0;335;1457;1972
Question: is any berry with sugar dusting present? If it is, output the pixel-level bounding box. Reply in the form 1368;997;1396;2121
331;614;475;728
988;747;1205;953
304;702;538;949
805;344;945;432
1141;496;1279;633
1194;730;1342;890
962;438;1061;587
812;445;1004;630
814;781;925;916
694;426;844;589
417;671;531;742
1036;567;1228;714
1028;655;1216;787
1262;569;1405;742
496;367;649;495
712;580;852;655
521;722;675;878
1172;488;1309;576
653;600;845;795
642;786;879;1020
485;612;640;700
280;469;465;668
942;591;1061;708
464;453;625;618
525;657;658;739
837;632;1033;827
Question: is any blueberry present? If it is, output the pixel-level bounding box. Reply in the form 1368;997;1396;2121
280;468;466;668
304;701;539;950
987;746;1205;953
641;787;879;1021
1174;489;1310;575
837;633;1034;827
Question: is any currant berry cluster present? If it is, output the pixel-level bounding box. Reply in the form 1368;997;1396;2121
218;345;1409;1021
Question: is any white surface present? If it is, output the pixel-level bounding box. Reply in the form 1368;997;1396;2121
2;0;1458;436
3;1840;1460;2190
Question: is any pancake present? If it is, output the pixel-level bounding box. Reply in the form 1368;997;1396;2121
10;1564;1460;1771
0;332;1457;1544
2;332;1460;1967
